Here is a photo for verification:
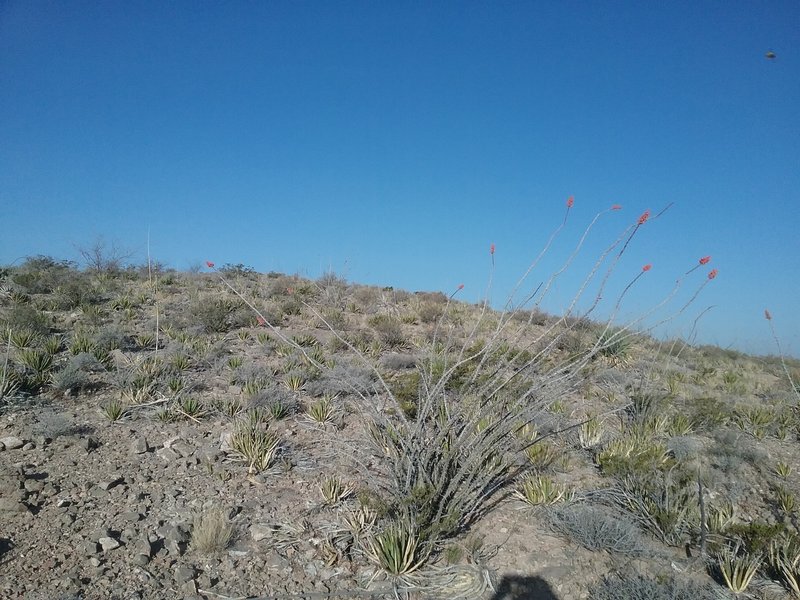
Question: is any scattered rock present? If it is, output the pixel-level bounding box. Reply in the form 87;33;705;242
131;437;149;454
99;537;121;552
156;447;180;461
0;436;25;450
0;497;29;513
98;477;124;491
173;565;197;584
250;523;272;542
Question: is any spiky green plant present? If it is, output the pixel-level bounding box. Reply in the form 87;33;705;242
103;399;125;422
364;520;426;579
229;423;280;473
305;396;335;425
716;544;761;594
513;474;572;506
770;535;800;597
320;476;355;505
578;415;603;449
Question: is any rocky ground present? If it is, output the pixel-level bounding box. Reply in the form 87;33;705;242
1;262;799;599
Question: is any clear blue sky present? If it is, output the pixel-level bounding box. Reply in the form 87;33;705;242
1;1;798;357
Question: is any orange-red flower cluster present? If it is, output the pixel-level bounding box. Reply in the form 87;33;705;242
637;210;650;225
566;196;574;208
699;256;711;265
707;269;718;280
642;264;652;272
457;284;465;290
611;204;622;210
206;261;215;268
490;243;495;255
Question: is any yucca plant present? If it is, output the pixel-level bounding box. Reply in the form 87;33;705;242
578;415;603;449
268;398;291;420
227;356;244;369
320;476;355;505
284;374;304;392
770;534;800;596
42;335;63;355
229;423;280;473
103;399;126;422
305;396;335;425
69;332;95;355
180;396;204;418
364;520;426;580
775;461;793;480
775;486;796;513
513;474;572;506
10;329;40;349
716;543;761;594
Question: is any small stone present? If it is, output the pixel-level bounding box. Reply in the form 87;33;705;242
89;528;113;542
173;565;196;584
121;511;141;523
99;537;121;551
22;442;36;451
132;554;150;566
81;437;99;453
0;497;29;513
156;447;180;461
24;479;44;493
82;541;100;555
132;437;149;454
98;477;123;491
88;557;102;567
170;442;194;458
0;436;24;450
250;523;272;542
90;486;110;499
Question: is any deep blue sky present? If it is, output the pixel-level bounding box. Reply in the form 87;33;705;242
1;1;798;357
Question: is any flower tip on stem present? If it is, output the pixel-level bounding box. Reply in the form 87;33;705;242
490;243;495;255
707;269;718;280
642;263;652;272
637;210;650;225
457;284;465;290
566;196;574;208
611;204;622;211
205;261;215;268
764;309;772;321
699;256;711;265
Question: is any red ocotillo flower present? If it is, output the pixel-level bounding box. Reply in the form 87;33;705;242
699;256;711;265
611;204;622;210
707;269;718;280
457;283;465;290
490;243;495;255
637;210;650;225
566;196;574;208
764;309;772;321
256;316;266;326
642;264;652;272
205;261;215;268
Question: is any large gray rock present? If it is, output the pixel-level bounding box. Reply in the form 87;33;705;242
0;436;24;450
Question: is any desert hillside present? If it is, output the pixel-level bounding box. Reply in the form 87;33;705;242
1;257;799;600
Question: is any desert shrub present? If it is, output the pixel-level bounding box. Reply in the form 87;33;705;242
92;324;130;351
219;263;256;278
51;276;103;309
10;256;76;294
304;362;376;398
589;572;720;600
368;314;406;348
417;302;445;324
1;305;51;336
50;361;91;395
548;504;649;556
380;353;418;370
190;297;248;333
611;471;699;547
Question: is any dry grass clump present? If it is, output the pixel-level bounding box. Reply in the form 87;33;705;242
191;507;233;554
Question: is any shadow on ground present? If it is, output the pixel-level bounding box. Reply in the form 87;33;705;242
490;575;560;600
